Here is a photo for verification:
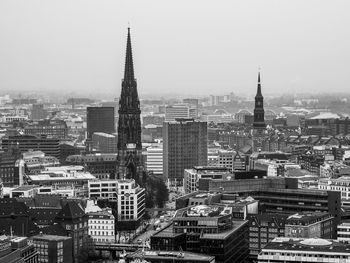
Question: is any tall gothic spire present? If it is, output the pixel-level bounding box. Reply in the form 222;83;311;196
256;71;262;97
124;27;135;81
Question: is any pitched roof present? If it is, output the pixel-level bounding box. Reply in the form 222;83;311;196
55;201;85;220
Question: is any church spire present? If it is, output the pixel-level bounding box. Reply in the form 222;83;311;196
124;27;134;81
256;71;262;97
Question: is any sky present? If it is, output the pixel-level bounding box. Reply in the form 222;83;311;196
0;0;350;98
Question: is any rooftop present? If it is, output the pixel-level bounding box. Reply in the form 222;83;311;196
263;237;350;254
175;205;231;218
201;220;247;240
127;250;215;262
33;234;71;241
285;212;332;225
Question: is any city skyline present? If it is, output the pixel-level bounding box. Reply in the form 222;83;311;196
0;0;350;97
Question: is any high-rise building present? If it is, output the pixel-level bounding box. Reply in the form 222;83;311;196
116;28;143;181
163;119;207;185
86;107;115;140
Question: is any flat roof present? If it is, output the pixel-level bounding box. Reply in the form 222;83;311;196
33;234;71;241
128;250;215;262
263;237;350;254
201;220;247;240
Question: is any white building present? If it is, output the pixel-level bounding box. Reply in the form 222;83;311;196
88;209;115;243
204;114;233;124
184;166;231;194
319;177;350;207
145;147;163;175
88;179;118;200
165;104;197;122
258;237;350;263
338;222;350;244
117;179;145;222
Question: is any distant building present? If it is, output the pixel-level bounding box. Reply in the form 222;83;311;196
92;132;117;153
66;153;117;179
31;104;48;120
32;234;72;263
27;166;95;187
202;114;233;124
24;119;68;139
165;104;197;122
86;107;115;140
163;119;208;186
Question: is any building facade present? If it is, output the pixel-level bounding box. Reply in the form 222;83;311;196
163;119;208;186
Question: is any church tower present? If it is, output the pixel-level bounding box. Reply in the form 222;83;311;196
116;28;143;181
253;71;266;131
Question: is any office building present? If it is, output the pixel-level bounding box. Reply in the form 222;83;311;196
0;150;24;187
319;176;350;206
91;132;117;153
86;107;115;140
27;166;95;187
116;28;143;181
24;119;68;139
165;104;197;122
151;205;249;263
163;119;207;186
116;179;145;222
2;135;60;158
32;234;72;263
337;222;350;243
248;214;288;260
284;212;334;239
184;166;231;194
88;179;118;200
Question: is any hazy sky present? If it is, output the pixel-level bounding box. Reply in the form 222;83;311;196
0;0;349;97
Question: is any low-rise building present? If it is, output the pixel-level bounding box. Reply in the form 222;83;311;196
319;176;350;207
258;237;350;263
284;212;334;239
152;205;249;263
88;209;115;243
184;166;231;194
88;179;118;200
